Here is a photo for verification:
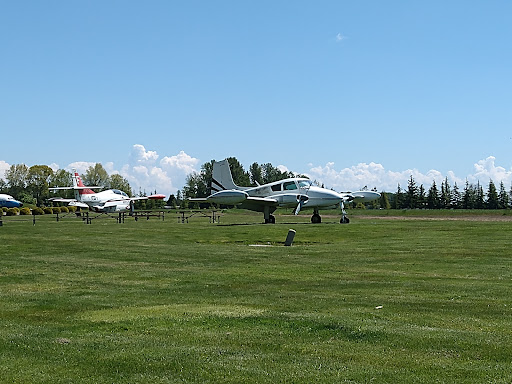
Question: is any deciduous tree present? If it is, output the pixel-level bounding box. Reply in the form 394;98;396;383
82;163;109;189
27;165;54;206
109;174;132;196
5;164;29;198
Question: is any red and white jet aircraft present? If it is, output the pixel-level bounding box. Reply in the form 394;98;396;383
50;170;165;213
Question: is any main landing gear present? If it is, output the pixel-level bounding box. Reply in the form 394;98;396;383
263;206;276;224
265;214;276;224
310;206;350;224
311;209;322;224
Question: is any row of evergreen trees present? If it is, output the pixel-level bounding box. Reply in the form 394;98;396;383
392;176;512;210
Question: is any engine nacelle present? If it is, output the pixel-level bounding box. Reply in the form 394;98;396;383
276;193;308;207
206;190;248;205
349;191;381;203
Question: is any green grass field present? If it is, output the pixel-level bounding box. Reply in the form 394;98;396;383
1;210;511;383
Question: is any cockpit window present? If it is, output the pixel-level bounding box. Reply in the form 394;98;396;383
283;181;297;190
298;180;312;189
271;184;281;192
112;189;129;197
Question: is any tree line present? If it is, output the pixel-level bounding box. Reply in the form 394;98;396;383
3;159;512;211
390;176;512;210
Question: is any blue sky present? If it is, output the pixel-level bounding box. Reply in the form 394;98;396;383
1;1;511;196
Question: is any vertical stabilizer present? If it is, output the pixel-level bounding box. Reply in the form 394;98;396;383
72;169;95;199
211;160;239;192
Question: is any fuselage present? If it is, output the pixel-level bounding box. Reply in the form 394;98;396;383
244;178;343;209
0;194;23;208
79;189;131;212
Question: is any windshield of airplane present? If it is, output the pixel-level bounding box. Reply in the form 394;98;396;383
298;180;312;189
112;189;129;197
283;181;298;190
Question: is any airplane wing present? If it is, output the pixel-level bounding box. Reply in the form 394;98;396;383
49;197;76;203
49;186;102;190
129;194;166;201
188;190;278;206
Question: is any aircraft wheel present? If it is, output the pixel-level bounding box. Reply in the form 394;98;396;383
340;217;350;224
311;214;321;224
265;215;276;224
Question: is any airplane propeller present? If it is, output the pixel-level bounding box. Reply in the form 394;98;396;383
294;181;312;215
293;194;309;215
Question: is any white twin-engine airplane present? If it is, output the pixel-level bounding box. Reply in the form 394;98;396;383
49;170;165;213
191;159;380;224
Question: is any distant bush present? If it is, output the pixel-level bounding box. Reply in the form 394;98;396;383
6;208;19;216
43;207;53;214
68;206;77;213
20;207;31;215
2;207;7;213
60;206;69;213
52;207;61;214
18;192;36;205
32;207;44;215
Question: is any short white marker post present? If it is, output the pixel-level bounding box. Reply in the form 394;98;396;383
284;229;296;246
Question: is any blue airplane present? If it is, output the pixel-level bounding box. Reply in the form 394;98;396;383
0;194;23;208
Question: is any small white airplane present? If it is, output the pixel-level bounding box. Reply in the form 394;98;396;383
49;170;165;213
0;194;23;208
190;159;380;223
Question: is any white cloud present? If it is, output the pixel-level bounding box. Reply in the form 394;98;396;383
160;151;199;175
114;145;199;197
0;160;10;179
129;144;159;166
306;156;512;192
336;33;347;42
66;161;96;175
468;156;512;186
48;163;59;172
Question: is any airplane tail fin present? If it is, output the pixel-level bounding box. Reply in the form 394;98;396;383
211;160;239;192
72;170;95;196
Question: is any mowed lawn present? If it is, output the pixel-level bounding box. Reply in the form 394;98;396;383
1;211;511;383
